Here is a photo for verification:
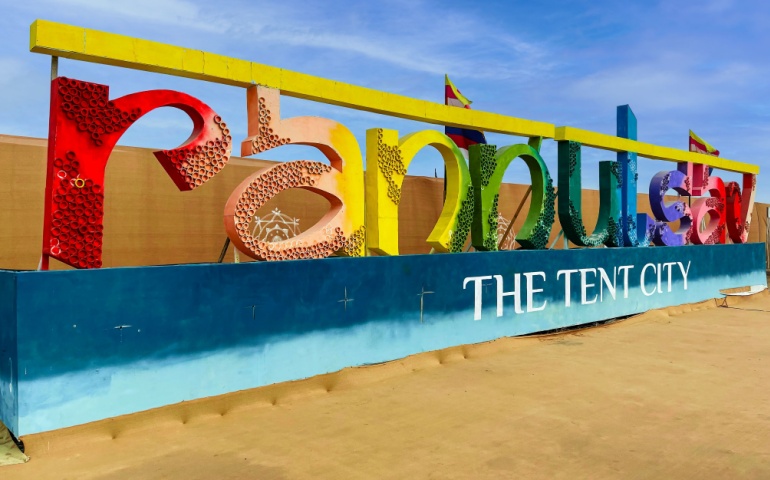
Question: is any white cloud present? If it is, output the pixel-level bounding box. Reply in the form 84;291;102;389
39;0;230;32
234;1;553;81
568;60;758;113
259;29;451;76
0;57;27;87
0;56;48;109
702;0;735;13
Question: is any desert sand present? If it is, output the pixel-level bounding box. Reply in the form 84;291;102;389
2;292;769;479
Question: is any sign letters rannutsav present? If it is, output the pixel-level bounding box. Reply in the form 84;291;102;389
30;20;758;270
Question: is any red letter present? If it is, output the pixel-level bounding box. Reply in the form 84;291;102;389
42;77;231;269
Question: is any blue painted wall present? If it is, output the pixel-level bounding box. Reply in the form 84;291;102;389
0;271;17;435
0;244;765;435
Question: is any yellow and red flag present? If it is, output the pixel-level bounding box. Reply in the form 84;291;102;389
444;75;486;157
689;130;719;156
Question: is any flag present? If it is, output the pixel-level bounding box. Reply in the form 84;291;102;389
444;75;486;157
689;130;719;156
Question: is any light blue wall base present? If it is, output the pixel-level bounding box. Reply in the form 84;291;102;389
0;244;765;436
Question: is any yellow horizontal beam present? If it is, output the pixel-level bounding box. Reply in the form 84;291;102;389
29;19;759;175
29;19;553;138
555;127;758;174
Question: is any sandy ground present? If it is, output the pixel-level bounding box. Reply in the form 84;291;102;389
2;293;769;479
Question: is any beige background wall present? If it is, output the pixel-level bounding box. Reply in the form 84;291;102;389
0;134;766;270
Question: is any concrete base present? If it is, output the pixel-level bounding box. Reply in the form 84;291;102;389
0;244;765;436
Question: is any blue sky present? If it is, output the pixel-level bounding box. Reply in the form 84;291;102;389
0;0;769;201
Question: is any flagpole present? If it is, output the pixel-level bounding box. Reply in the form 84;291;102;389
442;166;447;203
442;76;447;204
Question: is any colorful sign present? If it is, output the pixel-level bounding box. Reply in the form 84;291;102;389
29;21;760;271
0;19;765;440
